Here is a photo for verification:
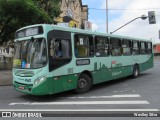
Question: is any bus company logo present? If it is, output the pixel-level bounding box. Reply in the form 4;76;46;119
112;61;116;64
2;112;11;117
112;71;122;76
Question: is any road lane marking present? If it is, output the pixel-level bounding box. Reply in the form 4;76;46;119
60;94;141;99
9;101;149;105
0;109;159;111
9;102;30;105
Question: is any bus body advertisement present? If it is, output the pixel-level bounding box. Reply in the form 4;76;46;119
12;24;153;95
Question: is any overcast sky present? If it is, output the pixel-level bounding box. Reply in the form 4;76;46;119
82;0;160;43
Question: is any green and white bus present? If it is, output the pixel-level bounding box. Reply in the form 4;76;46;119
13;24;153;95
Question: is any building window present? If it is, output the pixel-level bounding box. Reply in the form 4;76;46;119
74;34;94;58
122;40;132;55
132;41;139;55
95;36;109;56
110;38;122;56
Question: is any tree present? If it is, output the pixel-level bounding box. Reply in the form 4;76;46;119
0;0;61;43
33;0;61;19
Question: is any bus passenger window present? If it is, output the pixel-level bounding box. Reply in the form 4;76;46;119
95;37;109;57
140;42;146;54
122;40;131;55
146;42;152;54
132;41;139;55
110;38;121;56
74;34;93;58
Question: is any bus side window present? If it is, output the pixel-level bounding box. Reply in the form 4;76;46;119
74;34;93;58
95;36;109;57
110;38;121;56
122;39;131;55
140;42;146;54
132;41;139;55
146;42;152;54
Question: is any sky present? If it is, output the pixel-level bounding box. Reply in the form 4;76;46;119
82;0;160;43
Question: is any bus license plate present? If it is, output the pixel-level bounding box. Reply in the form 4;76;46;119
19;86;25;90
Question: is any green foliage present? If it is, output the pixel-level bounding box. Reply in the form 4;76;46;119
33;0;61;18
0;0;61;42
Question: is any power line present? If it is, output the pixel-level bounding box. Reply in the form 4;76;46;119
89;8;160;11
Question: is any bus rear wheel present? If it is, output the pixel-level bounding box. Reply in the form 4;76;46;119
132;65;139;78
74;73;92;94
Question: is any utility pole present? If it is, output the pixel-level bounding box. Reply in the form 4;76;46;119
106;0;108;33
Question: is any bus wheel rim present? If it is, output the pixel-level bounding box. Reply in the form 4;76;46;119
78;78;87;89
134;68;138;76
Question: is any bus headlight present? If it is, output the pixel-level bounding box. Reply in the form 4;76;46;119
34;75;46;85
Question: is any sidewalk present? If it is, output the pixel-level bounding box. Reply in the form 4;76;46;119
0;70;12;86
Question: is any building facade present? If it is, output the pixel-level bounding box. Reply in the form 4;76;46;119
153;43;160;53
55;0;88;29
153;43;160;60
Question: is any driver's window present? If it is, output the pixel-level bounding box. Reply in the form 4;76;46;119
48;30;72;71
50;39;63;58
49;39;71;59
49;38;72;71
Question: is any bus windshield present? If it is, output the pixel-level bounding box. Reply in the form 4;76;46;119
13;38;47;69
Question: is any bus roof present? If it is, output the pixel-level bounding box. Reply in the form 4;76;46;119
16;24;151;42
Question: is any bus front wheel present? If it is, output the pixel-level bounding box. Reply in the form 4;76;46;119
132;65;139;78
74;74;92;94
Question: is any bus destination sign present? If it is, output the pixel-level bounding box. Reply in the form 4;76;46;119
16;26;43;38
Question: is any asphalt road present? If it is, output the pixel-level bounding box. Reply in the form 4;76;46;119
0;62;160;120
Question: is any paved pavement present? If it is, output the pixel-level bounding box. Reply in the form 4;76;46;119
0;61;160;119
0;70;12;86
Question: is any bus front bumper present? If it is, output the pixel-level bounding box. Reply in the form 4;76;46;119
13;81;50;95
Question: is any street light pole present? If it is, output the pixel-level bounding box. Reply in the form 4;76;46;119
110;15;148;34
106;0;108;33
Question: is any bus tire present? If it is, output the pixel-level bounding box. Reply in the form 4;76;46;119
132;64;139;78
74;73;92;94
